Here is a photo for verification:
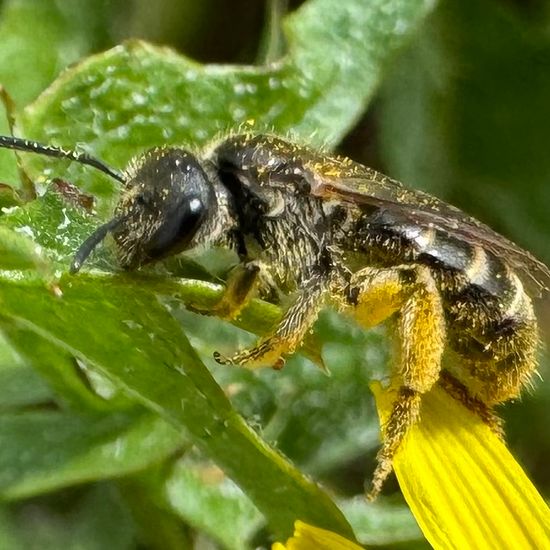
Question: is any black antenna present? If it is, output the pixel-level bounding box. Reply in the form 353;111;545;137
0;135;125;184
70;216;127;274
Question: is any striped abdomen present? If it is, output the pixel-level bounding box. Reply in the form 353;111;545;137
347;208;537;361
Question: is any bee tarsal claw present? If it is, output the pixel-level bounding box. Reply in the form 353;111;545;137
212;351;233;365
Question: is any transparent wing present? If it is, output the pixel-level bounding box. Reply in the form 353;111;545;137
308;167;550;296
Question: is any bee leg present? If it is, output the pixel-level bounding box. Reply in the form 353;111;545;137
214;272;330;368
347;265;445;500
438;370;505;438
192;261;261;320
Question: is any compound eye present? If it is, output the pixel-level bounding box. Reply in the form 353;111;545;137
145;195;207;260
179;197;204;235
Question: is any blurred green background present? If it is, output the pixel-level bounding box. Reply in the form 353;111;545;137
0;0;548;548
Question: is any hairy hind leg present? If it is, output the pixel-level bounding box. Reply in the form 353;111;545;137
346;265;446;499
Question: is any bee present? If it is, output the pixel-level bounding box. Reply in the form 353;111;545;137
1;132;548;498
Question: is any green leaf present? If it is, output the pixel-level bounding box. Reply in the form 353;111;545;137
0;225;49;272
0;484;137;550
0;0;113;185
0;185;21;210
0;322;128;412
0;505;21;550
0;407;183;500
117;475;193;550
0;186;99;268
0;0;111;106
285;0;436;144
0;331;54;409
340;496;423;546
0;275;353;539
160;458;263;550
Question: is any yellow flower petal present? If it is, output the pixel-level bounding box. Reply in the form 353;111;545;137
372;383;550;549
273;520;364;550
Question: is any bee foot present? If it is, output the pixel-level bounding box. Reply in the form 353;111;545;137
213;339;287;369
188;302;236;321
186;302;209;316
366;452;393;501
213;351;233;365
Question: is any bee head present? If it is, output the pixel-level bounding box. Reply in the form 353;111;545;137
110;148;215;269
69;147;217;272
0;135;232;273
